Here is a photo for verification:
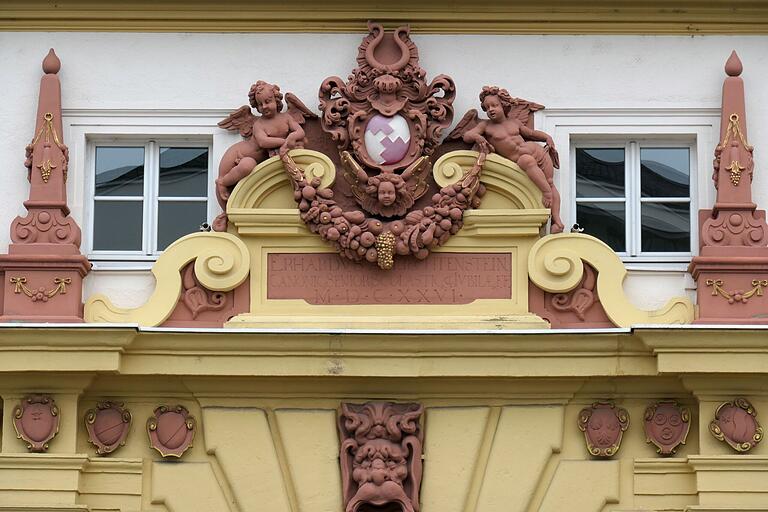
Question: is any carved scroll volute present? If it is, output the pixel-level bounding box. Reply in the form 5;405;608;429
339;401;424;512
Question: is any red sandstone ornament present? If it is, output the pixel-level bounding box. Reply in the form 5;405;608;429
339;401;423;512
146;405;196;458
710;398;763;452
449;86;563;233
578;401;629;457
85;401;132;455
644;400;691;456
213;81;317;231
12;394;60;452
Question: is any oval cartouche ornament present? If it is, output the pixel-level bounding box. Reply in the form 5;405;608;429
644;400;691;456
13;394;59;452
578;401;630;457
147;405;196;458
710;397;763;452
85;401;132;455
364;114;411;165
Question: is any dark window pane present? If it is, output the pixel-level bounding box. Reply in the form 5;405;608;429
641;202;690;252
159;147;209;197
93;201;143;251
641;148;690;198
95;147;144;196
576;148;625;198
157;201;208;250
577;202;626;252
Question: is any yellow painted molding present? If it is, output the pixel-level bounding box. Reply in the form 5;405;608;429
227;149;335;212
2;1;768;33
433;150;544;210
84;231;250;326
528;233;695;327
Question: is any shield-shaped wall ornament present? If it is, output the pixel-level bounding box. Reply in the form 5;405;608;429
146;405;196;458
12;394;60;452
710;397;763;452
578;401;630;457
644;400;691;456
85;401;132;455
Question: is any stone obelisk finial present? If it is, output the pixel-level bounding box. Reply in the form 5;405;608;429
0;49;90;322
689;51;768;324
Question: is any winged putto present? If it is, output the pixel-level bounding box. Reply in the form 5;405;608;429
450;86;564;233
213;81;316;231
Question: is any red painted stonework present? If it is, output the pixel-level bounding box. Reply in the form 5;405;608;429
528;263;615;328
85;401;132;456
710;398;763;452
13;394;60;452
0;49;90;322
578;401;629;458
339;402;423;512
689;52;768;324
161;262;250;327
644;400;691;456
267;252;511;305
147;405;196;458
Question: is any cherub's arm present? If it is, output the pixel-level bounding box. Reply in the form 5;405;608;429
253;121;288;150
462;120;487;145
520;124;554;146
283;116;306;148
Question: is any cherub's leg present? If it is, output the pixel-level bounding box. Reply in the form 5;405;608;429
549;180;565;233
216;156;258;202
518;155;553;208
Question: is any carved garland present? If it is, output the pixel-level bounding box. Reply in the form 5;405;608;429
282;151;485;269
706;278;768;304
10;276;71;302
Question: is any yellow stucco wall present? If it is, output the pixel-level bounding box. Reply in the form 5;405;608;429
0;327;766;511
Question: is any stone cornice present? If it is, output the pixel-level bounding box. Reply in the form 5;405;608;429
2;1;768;34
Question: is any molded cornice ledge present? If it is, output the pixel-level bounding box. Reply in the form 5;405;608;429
635;325;768;374
2;1;768;33
0;324;136;372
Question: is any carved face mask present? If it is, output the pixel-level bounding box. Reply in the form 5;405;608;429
377;181;397;206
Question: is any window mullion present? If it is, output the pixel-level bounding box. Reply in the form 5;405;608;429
145;141;157;255
628;141;640;257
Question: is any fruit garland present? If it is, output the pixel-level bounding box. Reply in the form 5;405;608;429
281;152;487;270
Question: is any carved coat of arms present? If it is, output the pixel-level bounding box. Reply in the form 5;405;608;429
644;400;690;456
215;22;561;269
578;401;630;457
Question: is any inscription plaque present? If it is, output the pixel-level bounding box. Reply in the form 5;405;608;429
268;253;512;305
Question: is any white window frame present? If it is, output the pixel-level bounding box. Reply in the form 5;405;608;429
63;109;240;270
573;138;696;260
537;108;720;270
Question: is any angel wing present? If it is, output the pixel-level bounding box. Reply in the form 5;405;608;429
285;92;318;124
340;151;368;203
447;109;479;141
217;105;257;138
508;98;544;129
401;156;431;201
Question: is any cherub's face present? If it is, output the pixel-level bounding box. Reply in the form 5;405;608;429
255;92;278;118
482;95;505;123
377;181;397;206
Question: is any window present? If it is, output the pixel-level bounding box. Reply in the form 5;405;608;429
537;108;719;266
90;141;211;258
574;142;693;257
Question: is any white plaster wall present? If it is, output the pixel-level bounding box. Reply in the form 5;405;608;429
1;32;766;310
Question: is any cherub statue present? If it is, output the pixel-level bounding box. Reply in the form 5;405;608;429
450;86;564;233
213;81;316;231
